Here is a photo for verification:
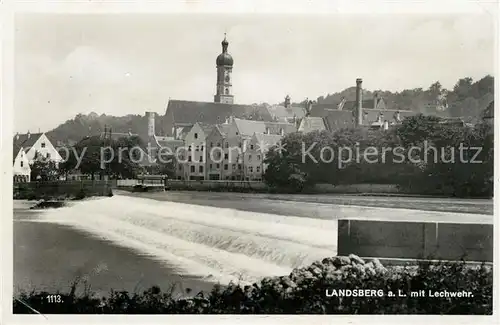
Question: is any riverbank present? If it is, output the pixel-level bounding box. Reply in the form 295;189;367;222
14;255;493;314
13;202;215;298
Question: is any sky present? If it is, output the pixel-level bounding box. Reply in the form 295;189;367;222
14;13;494;133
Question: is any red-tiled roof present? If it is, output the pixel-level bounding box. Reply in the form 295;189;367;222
166;100;273;125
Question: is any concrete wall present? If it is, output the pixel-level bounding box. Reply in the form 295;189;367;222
14;180;113;199
313;184;400;194
166;180;267;191
338;219;493;262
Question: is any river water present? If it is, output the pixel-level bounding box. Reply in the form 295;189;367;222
13;192;492;298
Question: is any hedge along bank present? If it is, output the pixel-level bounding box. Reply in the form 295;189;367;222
14;254;493;314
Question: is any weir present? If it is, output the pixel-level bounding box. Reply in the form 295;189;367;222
38;195;338;285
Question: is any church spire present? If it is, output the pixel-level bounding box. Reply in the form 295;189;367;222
222;33;229;53
215;33;234;104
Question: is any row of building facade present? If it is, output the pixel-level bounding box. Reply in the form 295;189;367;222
13;35;494;182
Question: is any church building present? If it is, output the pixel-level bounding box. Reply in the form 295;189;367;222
163;35;274;138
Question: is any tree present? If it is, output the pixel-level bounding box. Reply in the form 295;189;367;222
30;158;59;181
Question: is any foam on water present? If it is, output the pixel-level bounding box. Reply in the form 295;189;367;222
37;195;338;285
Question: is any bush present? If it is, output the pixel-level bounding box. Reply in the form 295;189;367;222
13;255;492;314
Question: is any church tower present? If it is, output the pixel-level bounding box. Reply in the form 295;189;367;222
214;34;234;104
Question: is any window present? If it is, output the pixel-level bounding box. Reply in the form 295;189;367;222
199;166;204;173
257;155;261;160
199;156;203;162
249;155;252;162
236;132;239;135
188;146;192;151
250;145;254;150
210;142;213;147
232;164;236;170
210;164;213;169
238;164;242;170
196;146;199;151
41;143;46;148
224;164;228;170
20;161;23;167
201;145;204;151
194;133;198;139
224;153;228;160
225;142;229;148
188;156;192;162
257;166;260;172
47;153;51;159
238;142;242;148
225;88;229;95
217;142;221;147
249;167;253;172
178;165;182;170
216;163;220;169
190;166;195;172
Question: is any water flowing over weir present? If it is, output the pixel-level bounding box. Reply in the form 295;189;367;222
38;195;338;285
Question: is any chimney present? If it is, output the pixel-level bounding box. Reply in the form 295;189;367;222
373;92;379;109
383;120;389;130
15;132;19;141
284;95;291;108
27;131;31;139
266;127;270;134
395;111;401;122
305;100;313;117
147;112;155;137
355;78;363;126
229;115;234;124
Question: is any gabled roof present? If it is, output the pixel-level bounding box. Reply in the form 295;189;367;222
13;132;43;151
252;133;284;149
483;100;494;119
322;111;356;131
13;147;26;163
177;126;193;140
166;100;273;125
342;99;378;110
216;124;231;136
299;117;327;133
234;118;296;137
308;104;340;117
362;109;416;124
197;122;216;136
100;131;139;141
267;105;307;121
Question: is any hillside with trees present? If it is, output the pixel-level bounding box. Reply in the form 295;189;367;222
46;75;493;146
46;112;167;146
314;75;493;120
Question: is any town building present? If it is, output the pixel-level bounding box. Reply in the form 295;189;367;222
305;78;418;133
179;122;215;180
244;133;283;181
13;132;63;182
267;95;307;123
483;100;494;125
13;147;31;183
